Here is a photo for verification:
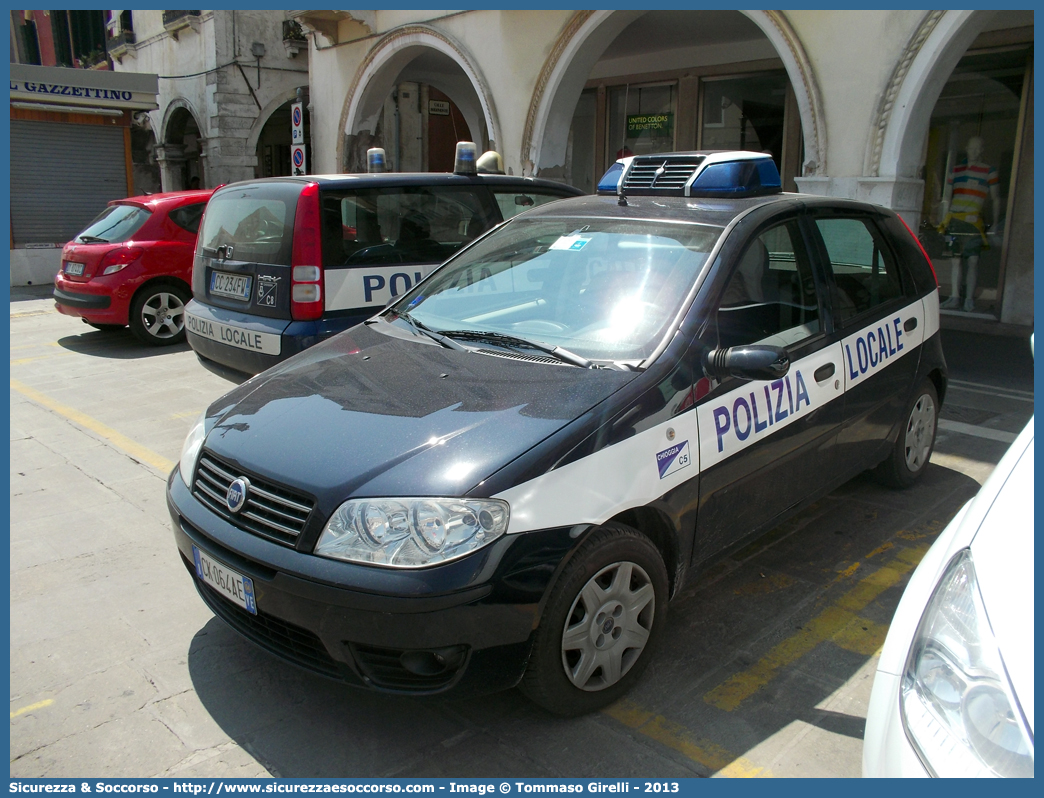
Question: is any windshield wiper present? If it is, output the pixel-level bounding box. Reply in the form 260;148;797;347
77;235;109;244
389;312;468;352
437;329;592;368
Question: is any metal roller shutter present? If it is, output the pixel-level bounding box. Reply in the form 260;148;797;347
10;120;127;246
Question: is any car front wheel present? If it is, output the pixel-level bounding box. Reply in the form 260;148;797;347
130;282;190;346
520;523;667;716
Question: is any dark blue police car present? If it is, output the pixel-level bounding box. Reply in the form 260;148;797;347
168;150;945;715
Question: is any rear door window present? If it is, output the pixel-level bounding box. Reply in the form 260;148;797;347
75;204;151;244
813;217;904;325
491;189;574;220
320;187;498;267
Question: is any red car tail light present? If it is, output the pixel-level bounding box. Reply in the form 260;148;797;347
291;182;324;321
99;246;145;275
897;215;938;287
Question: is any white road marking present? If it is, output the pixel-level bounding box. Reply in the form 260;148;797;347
937;419;1018;444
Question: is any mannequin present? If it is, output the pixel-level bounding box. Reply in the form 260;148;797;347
937;136;1000;312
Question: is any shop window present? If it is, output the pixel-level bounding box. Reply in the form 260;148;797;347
700;73;787;170
919;47;1029;317
607;83;677;160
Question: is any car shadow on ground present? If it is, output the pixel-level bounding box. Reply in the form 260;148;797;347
185;462;983;778
54;329;192;359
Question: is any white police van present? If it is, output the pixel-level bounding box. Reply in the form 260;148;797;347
169;150;946;715
184;144;582;375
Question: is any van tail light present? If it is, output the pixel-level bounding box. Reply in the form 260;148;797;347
898;214;938;287
291;182;323;321
99;246;144;275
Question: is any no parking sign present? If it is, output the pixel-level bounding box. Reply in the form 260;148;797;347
291;100;304;144
292;144;307;176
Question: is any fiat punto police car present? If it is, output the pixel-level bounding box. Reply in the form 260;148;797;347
168;151;946;715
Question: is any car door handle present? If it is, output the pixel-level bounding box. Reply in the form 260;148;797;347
814;362;835;382
904;317;917;332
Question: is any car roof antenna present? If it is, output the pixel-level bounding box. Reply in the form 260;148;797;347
618;185;628;206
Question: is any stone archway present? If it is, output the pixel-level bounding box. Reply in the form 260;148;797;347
248;87;309;178
870;10;995;181
337;25;501;172
158;98;205;191
521;10;826;178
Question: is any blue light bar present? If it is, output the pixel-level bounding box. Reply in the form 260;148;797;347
689;159;781;196
597;161;625;193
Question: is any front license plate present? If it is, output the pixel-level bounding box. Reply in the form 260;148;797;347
192;545;257;614
210;270;251;300
64;261;85;276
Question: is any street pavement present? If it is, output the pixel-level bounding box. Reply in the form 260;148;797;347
9;285;1034;778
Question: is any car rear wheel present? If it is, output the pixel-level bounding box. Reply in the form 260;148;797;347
130;282;190;346
520;523;667;716
876;379;938;488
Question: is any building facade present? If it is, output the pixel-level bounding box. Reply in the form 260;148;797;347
106;10;310;191
292;9;1033;329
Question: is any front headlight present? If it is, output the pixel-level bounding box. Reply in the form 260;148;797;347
315;497;509;568
178;411;207;489
901;549;1034;777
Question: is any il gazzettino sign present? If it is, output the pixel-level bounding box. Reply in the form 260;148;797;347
10;63;158;111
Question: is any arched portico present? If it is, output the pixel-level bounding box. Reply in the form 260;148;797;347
337;26;501;172
872;10;995;181
522;10;826;178
157;98;205;190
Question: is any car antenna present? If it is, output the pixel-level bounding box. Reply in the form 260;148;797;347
618;186;628;206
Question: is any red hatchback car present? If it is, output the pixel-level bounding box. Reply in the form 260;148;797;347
54;189;214;345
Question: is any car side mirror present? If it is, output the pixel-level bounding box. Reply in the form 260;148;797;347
515;195;534;207
703;344;790;381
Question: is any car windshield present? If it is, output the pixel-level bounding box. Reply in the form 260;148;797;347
75;204;151;244
394;217;723;363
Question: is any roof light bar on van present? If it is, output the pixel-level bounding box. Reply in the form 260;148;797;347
454;141;478;175
596;150;782;199
290;182;324;321
366;148;386;173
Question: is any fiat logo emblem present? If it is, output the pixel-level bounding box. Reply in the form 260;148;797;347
226;477;249;513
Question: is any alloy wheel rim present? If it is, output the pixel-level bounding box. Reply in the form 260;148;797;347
904;393;936;473
561;560;655;691
142;292;186;339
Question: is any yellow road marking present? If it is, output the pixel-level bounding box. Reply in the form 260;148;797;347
704;544;928;711
11;351;73;366
10;379;175;473
11;699;53;718
604;699;772;777
11;309;56;318
866;542;893;559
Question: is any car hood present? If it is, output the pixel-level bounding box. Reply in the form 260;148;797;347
203;323;637;504
969;418;1034;734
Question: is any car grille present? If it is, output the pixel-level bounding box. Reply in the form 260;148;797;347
348;643;468;692
622;155;705;194
183;555;347;680
192;453;314;547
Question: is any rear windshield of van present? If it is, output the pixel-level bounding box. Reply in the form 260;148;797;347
199;183;301;265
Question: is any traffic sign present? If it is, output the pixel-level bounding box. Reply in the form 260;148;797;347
291;101;304;144
292;144;307;175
